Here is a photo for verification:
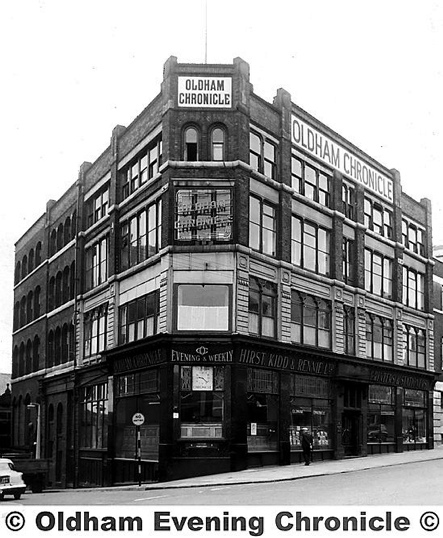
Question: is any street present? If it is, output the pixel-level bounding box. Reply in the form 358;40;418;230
3;459;443;506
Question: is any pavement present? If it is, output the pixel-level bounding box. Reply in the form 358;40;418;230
143;444;443;491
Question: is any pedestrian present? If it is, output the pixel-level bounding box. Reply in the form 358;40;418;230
301;427;313;466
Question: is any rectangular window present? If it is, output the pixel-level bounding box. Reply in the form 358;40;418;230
120;199;162;271
367;385;395;444
86;186;109;228
364;197;393;239
119;290;159;344
84;304;108;357
292;216;330;276
121;136;162;200
366;314;393;362
365;249;392;298
80;384;108;449
85;236;108;291
402;219;426;256
290;291;331;349
342;183;355;220
343;237;354;285
249;278;276;338
403;326;426;369
403;267;425;310
177;284;230;332
249;195;276;256
175;189;232;242
250;129;277;179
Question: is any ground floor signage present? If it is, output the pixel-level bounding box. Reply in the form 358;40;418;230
114;348;165;373
369;368;432;391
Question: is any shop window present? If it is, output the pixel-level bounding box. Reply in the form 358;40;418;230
84;304;108;358
80;383;108;449
292;216;330;276
403;325;426;368
249;195;276;256
249;278;276;338
120;199;162;271
364;197;393;239
365;314;393;362
119;290;159;344
176;284;230;332
85;236;108;290
402;267;425;310
402;389;427;444
364;249;392;298
250;130;277;179
211;127;225;161
290;291;331;349
184;126;198;161
290;375;332;450
180;365;225;439
290;155;330;207
367;385;395;444
175;189;232;243
247;368;279;452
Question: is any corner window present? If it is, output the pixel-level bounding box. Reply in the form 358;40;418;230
176;284;230;332
184;126;198;161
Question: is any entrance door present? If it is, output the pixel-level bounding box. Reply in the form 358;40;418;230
341;411;361;456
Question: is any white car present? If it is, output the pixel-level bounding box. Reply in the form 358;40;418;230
0;458;27;500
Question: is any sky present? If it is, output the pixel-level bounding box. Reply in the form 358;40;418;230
1;0;443;374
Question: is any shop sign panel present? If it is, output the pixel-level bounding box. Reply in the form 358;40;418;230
178;76;232;108
291;113;394;203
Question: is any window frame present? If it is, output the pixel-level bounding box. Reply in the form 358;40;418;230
119;290;160;344
290;290;332;349
364;249;393;299
249;195;277;257
249;277;277;339
291;216;331;276
250;129;277;179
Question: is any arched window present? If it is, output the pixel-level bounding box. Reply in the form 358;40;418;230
25;339;32;374
19;343;25;377
50;230;57;256
55;327;61;366
12;346;19;378
69;323;75;361
61;324;69;363
33;336;40;372
48;330;54;368
211;127;225;161
62;266;70;303
20;297;26;327
184;126;198;161
48;277;55;311
27;290;33;323
14;302;20;331
34;286;41;318
28;248;35;273
55;272;62;307
15;261;21;284
71;210;77;239
21;255;28;279
64;217;71;244
35;242;42;266
70;261;76;300
57;223;64;250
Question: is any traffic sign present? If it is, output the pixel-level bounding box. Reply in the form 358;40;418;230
132;412;145;426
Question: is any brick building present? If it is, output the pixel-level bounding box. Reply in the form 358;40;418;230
11;57;439;488
432;247;443;444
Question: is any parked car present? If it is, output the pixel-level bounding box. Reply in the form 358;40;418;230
0;458;26;500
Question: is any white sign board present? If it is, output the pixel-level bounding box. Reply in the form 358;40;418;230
132;412;145;426
178;77;232;108
291;114;394;203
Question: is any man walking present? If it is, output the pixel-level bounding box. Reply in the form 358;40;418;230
301;428;313;465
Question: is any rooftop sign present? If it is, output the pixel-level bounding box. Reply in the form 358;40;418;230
291;114;394;203
178;76;232;108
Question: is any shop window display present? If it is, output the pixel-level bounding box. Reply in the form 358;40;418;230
246;368;279;452
402;389;427;444
289;375;332;450
180;365;225;439
367;385;395;444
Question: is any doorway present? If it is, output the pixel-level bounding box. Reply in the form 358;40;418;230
341;411;361;456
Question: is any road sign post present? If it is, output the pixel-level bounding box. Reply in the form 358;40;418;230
132;413;145;487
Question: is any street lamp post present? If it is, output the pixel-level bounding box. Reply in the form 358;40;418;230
26;403;41;459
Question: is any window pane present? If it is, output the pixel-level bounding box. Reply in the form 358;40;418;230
178;285;229;331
